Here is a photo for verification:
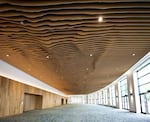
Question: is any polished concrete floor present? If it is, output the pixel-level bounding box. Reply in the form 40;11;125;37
0;104;150;122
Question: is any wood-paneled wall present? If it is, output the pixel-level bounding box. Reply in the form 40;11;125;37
23;93;43;111
0;76;67;117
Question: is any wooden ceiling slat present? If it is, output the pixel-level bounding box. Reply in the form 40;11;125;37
0;0;150;94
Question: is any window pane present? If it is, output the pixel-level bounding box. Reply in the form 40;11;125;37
110;85;116;106
139;83;150;93
138;73;150;86
146;93;150;113
138;64;150;77
140;93;150;113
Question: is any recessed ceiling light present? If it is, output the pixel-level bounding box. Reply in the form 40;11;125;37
20;21;24;25
86;68;89;70
46;55;49;59
6;54;10;57
98;16;103;22
132;53;135;56
90;54;93;57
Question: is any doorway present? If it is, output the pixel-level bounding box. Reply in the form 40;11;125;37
23;93;42;112
61;98;64;105
120;78;129;110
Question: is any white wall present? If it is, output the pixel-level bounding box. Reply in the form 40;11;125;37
68;95;87;104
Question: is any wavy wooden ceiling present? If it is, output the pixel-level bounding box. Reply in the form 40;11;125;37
0;0;150;94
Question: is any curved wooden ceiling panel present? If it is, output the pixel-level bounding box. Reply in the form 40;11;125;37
0;0;150;94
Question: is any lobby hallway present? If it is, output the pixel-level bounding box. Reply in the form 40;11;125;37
0;104;150;122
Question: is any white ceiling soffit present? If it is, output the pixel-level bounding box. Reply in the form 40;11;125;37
0;60;66;97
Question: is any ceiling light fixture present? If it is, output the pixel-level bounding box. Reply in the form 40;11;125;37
132;53;135;56
6;54;10;57
46;55;49;59
98;16;103;22
90;54;93;57
20;21;24;25
86;68;89;70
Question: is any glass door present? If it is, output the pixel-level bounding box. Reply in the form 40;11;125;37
139;92;150;113
120;78;129;110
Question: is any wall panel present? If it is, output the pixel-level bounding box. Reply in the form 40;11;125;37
0;76;67;117
23;93;42;111
0;77;24;117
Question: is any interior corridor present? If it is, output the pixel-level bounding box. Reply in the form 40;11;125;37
0;104;150;122
0;0;150;121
